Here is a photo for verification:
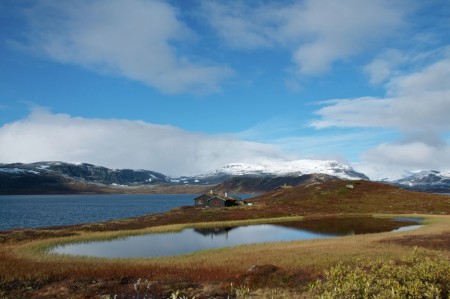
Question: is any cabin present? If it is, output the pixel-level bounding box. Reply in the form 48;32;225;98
193;192;243;208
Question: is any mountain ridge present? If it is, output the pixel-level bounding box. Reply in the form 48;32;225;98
212;173;341;194
2;160;450;194
392;170;450;193
0;160;367;194
197;160;369;180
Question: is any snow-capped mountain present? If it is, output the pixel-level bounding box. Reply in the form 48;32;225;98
0;160;369;194
194;160;369;181
0;161;170;186
3;160;450;194
393;170;450;192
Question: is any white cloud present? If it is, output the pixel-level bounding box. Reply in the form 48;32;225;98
238;117;393;166
289;0;406;75
312;56;450;179
0;110;286;176
362;142;450;170
199;2;273;50
312;57;450;133
201;0;407;75
21;0;232;94
355;141;450;180
364;49;406;85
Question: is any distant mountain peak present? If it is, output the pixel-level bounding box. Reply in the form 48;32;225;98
199;159;368;180
0;161;170;186
393;170;450;192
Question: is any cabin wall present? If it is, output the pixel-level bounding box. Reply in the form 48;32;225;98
194;194;212;207
194;198;208;207
208;198;225;207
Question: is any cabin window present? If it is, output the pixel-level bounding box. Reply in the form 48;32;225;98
198;200;203;204
214;201;219;206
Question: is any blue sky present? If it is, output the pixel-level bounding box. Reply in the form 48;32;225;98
0;0;449;179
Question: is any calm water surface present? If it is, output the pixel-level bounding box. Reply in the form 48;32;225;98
1;194;256;231
50;217;422;258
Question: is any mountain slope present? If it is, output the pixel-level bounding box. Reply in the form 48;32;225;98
0;168;79;194
0;162;211;195
0;162;170;185
0;161;193;194
193;160;369;182
212;173;341;193
249;180;450;215
0;160;368;194
393;170;450;192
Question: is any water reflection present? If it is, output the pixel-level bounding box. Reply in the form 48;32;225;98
193;227;235;238
50;217;422;258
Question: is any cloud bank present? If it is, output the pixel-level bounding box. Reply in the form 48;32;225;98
21;0;232;94
0;110;285;176
17;0;410;91
312;56;450;179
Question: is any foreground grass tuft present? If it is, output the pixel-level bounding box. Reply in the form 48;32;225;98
309;248;450;298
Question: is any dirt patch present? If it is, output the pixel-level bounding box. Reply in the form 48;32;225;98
380;232;450;251
237;264;317;291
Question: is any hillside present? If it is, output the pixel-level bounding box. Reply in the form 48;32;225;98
0;163;212;195
0;162;213;194
1;179;449;299
41;180;448;233
0;169;87;195
0;160;364;195
248;180;450;216
2;161;450;195
212;173;340;193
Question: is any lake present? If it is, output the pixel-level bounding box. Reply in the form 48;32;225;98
50;217;422;258
0;194;254;231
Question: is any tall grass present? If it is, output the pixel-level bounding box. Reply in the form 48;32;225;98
309;248;450;298
1;214;449;298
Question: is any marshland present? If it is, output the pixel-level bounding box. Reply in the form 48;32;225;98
1;180;450;298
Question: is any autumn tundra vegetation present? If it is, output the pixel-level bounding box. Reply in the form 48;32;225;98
0;180;449;298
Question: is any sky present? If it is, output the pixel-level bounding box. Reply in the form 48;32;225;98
0;0;449;180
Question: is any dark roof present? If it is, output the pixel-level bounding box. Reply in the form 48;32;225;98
193;194;215;201
194;193;241;202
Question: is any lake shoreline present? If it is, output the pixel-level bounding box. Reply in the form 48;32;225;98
1;180;449;298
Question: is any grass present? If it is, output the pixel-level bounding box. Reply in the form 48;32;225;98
2;214;448;298
1;180;450;298
309;248;450;298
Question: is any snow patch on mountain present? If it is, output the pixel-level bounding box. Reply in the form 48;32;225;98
393;170;450;191
198;160;368;180
0;168;40;175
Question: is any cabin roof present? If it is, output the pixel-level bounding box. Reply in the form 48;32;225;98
194;193;241;202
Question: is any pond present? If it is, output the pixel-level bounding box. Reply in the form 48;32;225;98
49;217;422;258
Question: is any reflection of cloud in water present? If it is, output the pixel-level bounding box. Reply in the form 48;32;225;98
52;224;334;258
